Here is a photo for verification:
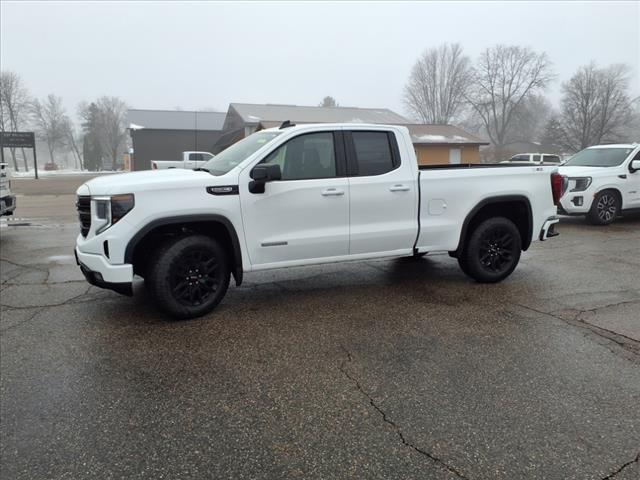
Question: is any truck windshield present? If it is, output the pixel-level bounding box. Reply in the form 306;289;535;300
563;147;633;168
201;131;283;175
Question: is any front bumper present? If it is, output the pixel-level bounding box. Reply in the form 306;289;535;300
539;217;560;241
1;194;16;216
74;247;133;296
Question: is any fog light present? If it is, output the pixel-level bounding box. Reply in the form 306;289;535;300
571;196;583;206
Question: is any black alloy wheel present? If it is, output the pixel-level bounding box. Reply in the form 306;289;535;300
463;217;522;283
148;235;230;319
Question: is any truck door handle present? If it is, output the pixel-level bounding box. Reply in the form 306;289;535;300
389;184;410;192
618;174;627;179
321;188;345;196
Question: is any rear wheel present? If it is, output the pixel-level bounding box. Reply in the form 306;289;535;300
147;235;230;319
462;217;521;283
587;190;619;225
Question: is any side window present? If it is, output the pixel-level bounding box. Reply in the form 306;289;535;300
512;154;529;162
545;155;560;164
261;132;336;180
633;150;640;160
352;131;395;176
189;153;204;161
532;154;541;162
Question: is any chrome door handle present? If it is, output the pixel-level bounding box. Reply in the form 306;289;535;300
389;184;410;192
321;188;345;196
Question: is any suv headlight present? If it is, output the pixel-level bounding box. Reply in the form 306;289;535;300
569;177;592;192
94;194;135;234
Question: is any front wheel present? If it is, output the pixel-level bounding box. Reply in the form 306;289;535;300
587;190;619;225
462;217;522;283
147;235;230;319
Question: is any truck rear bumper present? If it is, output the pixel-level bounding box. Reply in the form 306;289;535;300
74;247;133;296
539;217;560;241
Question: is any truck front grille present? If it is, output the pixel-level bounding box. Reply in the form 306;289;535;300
76;195;91;237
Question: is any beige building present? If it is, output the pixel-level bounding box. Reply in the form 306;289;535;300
402;124;489;166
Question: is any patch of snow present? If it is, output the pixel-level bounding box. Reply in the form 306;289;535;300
416;134;470;143
348;118;364;123
10;169;122;178
129;123;145;130
47;255;75;263
247;115;261;121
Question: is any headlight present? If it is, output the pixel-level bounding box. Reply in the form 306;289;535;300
569;177;592;192
94;194;135;234
110;194;135;224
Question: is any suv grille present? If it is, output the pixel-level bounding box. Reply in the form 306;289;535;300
76;195;91;237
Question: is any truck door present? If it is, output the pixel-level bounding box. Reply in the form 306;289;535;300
345;130;418;255
240;131;350;267
185;153;207;169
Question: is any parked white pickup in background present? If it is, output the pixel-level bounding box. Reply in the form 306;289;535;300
151;151;214;170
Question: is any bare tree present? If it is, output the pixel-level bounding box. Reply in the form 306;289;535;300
62;117;83;170
319;96;338;107
0;71;32;171
95;96;128;170
467;45;554;148
507;94;552;143
558;63;633;151
31;94;67;164
403;43;472;124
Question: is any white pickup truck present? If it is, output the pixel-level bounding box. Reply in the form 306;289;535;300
557;144;640;225
150;151;214;170
75;123;562;318
1;162;16;216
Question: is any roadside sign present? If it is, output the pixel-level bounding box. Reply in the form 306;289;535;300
0;131;39;179
0;131;36;149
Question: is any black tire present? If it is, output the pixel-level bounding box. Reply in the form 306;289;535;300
462;217;522;283
587;190;619;225
147;235;230;319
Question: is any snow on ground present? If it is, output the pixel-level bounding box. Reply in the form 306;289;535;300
10;169;122;178
417;134;470;143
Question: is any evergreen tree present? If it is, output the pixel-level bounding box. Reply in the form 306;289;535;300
80;102;103;171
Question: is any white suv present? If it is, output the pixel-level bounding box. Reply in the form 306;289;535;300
558;144;640;225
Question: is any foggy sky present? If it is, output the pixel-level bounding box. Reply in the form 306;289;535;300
1;1;639;120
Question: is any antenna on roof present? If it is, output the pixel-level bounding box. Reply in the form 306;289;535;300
279;120;295;129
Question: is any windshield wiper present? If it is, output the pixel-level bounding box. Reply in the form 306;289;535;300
193;167;210;173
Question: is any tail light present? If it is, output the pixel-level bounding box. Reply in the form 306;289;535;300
550;172;566;206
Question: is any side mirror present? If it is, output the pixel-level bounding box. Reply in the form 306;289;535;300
630;159;640;172
251;163;281;182
249;163;281;193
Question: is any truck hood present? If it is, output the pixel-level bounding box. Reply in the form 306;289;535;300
77;169;213;195
557;166;609;177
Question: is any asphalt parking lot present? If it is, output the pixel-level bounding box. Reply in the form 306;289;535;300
1;175;639;480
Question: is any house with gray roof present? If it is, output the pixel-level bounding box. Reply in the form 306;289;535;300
401;124;489;165
214;103;410;152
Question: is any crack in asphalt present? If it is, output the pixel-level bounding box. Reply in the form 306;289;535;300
338;346;470;480
0;307;45;332
517;303;640;356
0;285;93;311
601;451;640;479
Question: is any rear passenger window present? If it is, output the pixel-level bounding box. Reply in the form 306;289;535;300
544;155;561;164
352;131;395;176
